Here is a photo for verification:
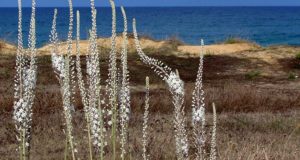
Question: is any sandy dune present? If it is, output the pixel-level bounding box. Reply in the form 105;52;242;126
177;43;259;56
0;41;17;54
1;37;259;56
1;37;300;79
38;37;166;55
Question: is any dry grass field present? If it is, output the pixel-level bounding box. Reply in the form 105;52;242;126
0;38;300;159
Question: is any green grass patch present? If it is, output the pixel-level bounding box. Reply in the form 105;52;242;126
223;37;250;44
295;52;300;60
288;72;298;80
245;70;261;80
0;42;3;51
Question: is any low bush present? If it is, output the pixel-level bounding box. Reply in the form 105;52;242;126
295;52;300;60
245;70;261;79
288;72;298;80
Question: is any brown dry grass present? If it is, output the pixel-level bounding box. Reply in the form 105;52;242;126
1;40;300;159
1;110;299;159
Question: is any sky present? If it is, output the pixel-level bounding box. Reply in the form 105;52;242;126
1;0;300;7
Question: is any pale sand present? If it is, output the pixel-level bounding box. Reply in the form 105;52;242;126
38;37;166;55
177;43;259;56
1;37;259;56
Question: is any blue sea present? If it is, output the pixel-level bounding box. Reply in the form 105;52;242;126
1;7;300;47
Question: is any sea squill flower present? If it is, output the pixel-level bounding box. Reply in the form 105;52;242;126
142;77;150;160
75;1;106;159
119;6;131;159
193;107;205;124
89;107;106;148
13;0;37;159
51;54;65;78
133;18;189;160
190;40;218;160
191;39;207;160
209;103;217;160
13;98;28;125
23;67;37;91
102;1;120;159
49;1;77;159
167;71;184;95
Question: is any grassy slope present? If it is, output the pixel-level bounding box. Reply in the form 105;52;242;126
0;39;300;159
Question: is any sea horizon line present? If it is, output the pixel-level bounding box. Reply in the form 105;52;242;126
1;6;300;8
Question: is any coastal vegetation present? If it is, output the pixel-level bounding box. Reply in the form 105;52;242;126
0;0;299;159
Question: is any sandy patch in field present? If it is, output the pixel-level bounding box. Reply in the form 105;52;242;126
38;36;166;55
0;41;17;54
178;43;259;56
1;37;260;56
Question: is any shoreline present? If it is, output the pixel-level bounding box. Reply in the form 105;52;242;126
2;36;300;50
0;36;298;55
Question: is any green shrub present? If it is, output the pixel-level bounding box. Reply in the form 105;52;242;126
0;41;3;51
223;37;249;44
165;36;184;50
204;51;214;58
295;53;300;60
245;70;261;80
288;72;298;80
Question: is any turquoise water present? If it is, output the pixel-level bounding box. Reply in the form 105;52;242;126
1;7;300;47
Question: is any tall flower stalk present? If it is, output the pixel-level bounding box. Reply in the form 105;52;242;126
75;10;94;160
49;0;76;159
209;103;217;160
119;6;131;160
142;77;150;160
75;0;106;159
191;40;218;160
13;0;37;159
104;0;118;159
133;19;189;160
192;39;206;160
75;11;94;160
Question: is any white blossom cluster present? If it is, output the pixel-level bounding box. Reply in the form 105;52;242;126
51;53;65;78
13;67;37;128
166;72;184;95
23;67;37;91
119;87;130;122
86;59;93;76
89;107;106;148
173;93;189;160
13;98;30;126
193;106;205;124
119;85;130;158
179;138;189;156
